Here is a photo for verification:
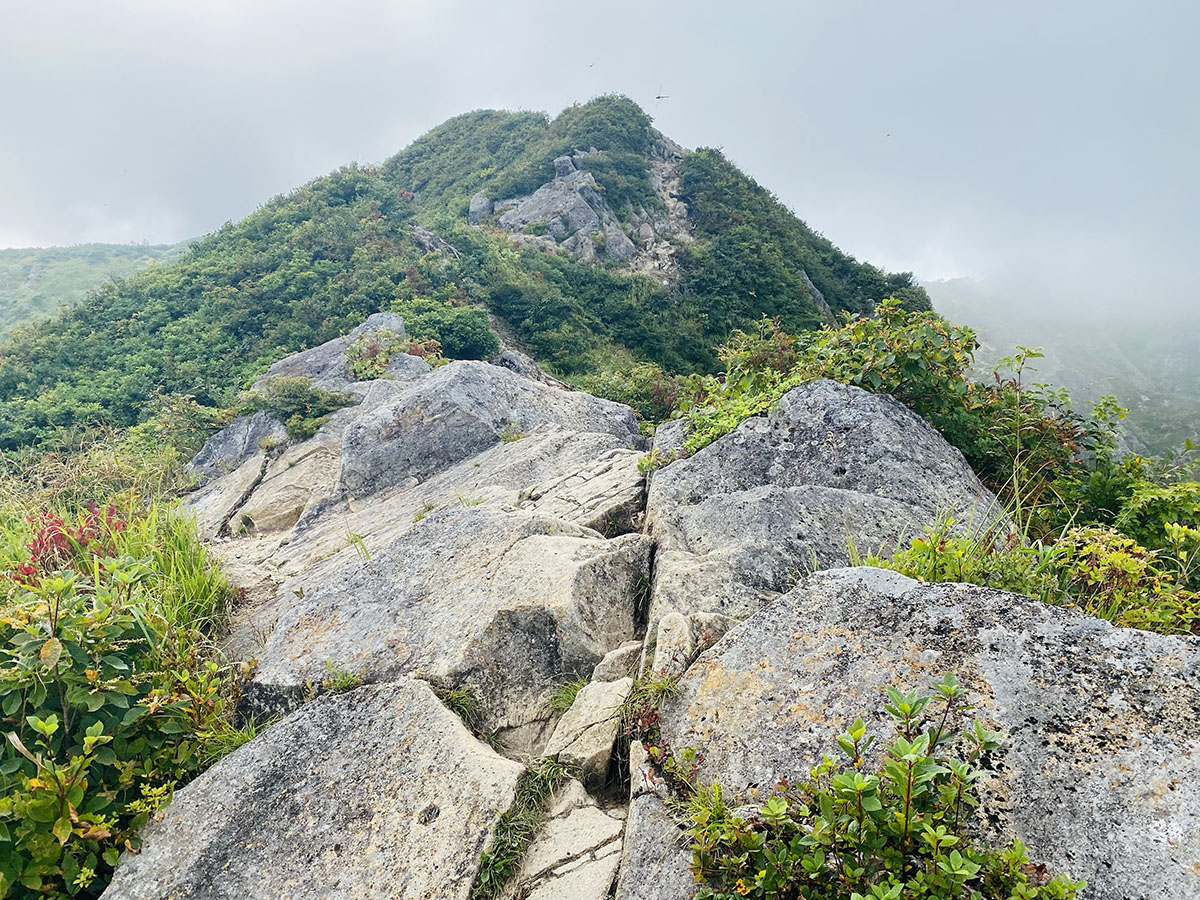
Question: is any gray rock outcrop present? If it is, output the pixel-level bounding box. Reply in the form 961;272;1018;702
644;379;999;629
544;677;633;780
488;157;638;263
338;360;642;498
648;568;1200;900
188;411;286;485
468;191;494;225
253;312;408;392
245;506;651;749
103;679;524;900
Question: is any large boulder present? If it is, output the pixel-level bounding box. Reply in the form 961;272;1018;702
103;679;524;900
244;505;652;750
188;411;286;486
338;360;642;499
645;379;998;627
253;312;408;392
213;427;648;664
649;568;1200;900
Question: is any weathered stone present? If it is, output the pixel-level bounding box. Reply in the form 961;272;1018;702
468;191;494;225
188;412;286;485
245;507;651;750
514;779;624;900
553;155;576;177
612;795;693;900
544;677;633;779
650;612;696;677
254;312;407;392
338;360;642;498
103;679;524;900
493;348;567;387
592;640;644;682
187;451;269;538
410;224;459;257
498;170;604;237
214;428;651;664
645;379;998;628
650;418;689;457
654;568;1200;900
604;220;637;261
520;448;645;535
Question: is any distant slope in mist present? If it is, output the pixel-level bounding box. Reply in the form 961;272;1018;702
0;242;189;338
928;277;1199;455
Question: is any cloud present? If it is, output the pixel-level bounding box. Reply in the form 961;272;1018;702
1;0;1196;315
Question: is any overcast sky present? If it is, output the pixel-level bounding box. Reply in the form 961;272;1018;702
2;0;1196;314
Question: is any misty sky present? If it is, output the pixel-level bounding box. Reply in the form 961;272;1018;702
2;0;1197;313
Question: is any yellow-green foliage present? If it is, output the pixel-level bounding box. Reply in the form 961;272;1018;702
0;448;247;899
681;676;1084;900
861;518;1199;636
345;328;446;381
239;376;355;441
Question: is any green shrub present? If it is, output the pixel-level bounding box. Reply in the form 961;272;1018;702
391;298;500;360
0;498;242;898
345;328;413;380
862;517;1200;636
680;676;1084;900
574;362;685;424
239;376;355;441
1115;481;1200;557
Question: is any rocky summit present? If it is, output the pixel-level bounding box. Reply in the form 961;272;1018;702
99;321;1200;900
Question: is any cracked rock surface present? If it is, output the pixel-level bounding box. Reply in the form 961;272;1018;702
511;780;626;900
645;379;999;630
244;506;650;751
103;679;523;900
649;567;1200;900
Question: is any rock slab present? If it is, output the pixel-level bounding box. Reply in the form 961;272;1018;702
103;679;523;900
645;379;999;627
654;568;1200;900
245;505;651;749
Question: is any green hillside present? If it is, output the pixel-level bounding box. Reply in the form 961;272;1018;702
0;242;188;339
0;95;928;450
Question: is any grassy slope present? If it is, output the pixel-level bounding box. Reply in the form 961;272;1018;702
0;242;189;338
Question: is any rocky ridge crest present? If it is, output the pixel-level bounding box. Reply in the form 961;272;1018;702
103;320;1200;900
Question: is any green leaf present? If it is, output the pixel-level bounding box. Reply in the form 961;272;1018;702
101;654;130;672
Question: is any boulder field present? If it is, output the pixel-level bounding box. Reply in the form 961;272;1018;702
103;322;1200;900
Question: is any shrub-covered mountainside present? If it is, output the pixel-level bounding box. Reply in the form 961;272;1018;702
0;95;928;450
0;243;188;340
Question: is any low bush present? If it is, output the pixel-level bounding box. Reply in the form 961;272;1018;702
573;361;685;424
238;376;355;441
858;517;1199;636
679;675;1084;900
345;327;444;380
0;491;246;898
